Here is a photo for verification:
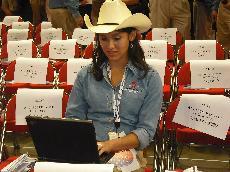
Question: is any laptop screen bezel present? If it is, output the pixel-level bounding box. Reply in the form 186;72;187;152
26;116;100;164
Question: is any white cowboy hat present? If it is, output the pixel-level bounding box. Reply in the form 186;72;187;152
84;0;152;33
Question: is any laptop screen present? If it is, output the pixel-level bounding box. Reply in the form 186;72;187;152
26;116;100;164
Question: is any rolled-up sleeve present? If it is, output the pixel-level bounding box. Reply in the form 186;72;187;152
132;71;163;150
65;69;89;119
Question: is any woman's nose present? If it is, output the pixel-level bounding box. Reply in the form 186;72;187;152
108;40;115;49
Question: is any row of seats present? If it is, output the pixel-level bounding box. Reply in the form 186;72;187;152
0;16;230;171
0;39;226;66
1;61;230;170
0;39;227;107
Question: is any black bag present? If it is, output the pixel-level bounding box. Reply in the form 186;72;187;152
127;0;150;17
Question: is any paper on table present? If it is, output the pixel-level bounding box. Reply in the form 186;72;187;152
108;132;140;172
34;162;114;172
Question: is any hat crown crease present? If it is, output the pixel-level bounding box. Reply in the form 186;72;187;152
97;0;132;25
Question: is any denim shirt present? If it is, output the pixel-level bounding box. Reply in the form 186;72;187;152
65;61;163;150
49;0;80;17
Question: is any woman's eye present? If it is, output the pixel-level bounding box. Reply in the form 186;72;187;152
114;37;121;40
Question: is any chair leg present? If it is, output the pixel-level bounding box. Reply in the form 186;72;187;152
12;132;20;155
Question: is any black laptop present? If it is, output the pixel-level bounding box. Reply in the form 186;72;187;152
26;116;114;164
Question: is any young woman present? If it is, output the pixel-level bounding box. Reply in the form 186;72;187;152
66;0;162;161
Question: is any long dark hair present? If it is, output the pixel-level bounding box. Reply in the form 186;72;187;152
91;27;149;81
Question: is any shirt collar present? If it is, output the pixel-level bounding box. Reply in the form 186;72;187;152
102;60;139;77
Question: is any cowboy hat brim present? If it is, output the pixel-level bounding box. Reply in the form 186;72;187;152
84;13;152;33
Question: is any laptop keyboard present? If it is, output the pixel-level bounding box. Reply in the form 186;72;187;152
99;152;115;164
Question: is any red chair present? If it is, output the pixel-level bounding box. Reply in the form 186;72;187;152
82;42;94;59
34;28;67;46
161;95;230;169
164;96;230;145
41;40;81;59
41;40;81;70
178;41;225;65
177;62;227;96
9;21;33;31
1;29;33;45
1;90;68;132
0;22;7;37
4;60;55;97
146;59;173;102
145;29;183;46
34;21;52;35
72;28;95;56
58;59;92;94
9;21;34;35
0;156;18;170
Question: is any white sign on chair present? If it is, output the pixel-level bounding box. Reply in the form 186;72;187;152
140;40;167;60
14;58;49;84
7;39;33;61
16;89;64;125
67;58;92;85
145;59;166;84
152;28;177;45
7;29;29;42
41;28;63;46
49;39;77;59
72;28;95;45
3;16;21;26
190;60;230;88
185;40;216;61
173;94;230;140
12;22;30;29
41;22;52;30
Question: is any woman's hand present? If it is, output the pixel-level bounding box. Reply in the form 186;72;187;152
97;133;139;155
97;140;115;155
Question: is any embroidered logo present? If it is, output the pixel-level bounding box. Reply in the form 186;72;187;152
130;81;137;90
125;80;139;93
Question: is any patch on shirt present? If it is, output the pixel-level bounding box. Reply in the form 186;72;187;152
124;80;140;94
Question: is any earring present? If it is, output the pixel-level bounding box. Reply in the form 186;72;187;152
130;43;133;49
